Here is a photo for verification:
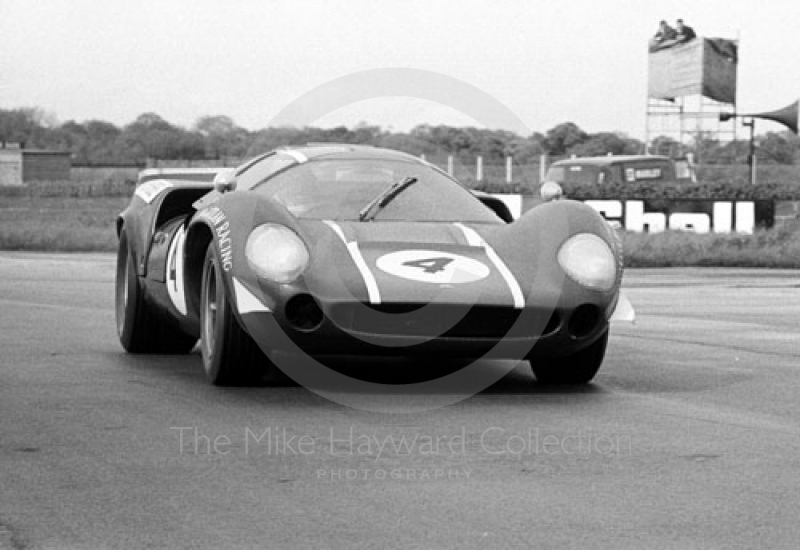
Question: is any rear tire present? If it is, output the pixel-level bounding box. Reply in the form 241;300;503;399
200;245;274;386
529;331;608;385
116;229;197;354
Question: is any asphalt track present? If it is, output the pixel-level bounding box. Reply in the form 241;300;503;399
1;252;799;549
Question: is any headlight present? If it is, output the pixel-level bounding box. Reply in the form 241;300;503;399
245;224;309;284
557;233;616;291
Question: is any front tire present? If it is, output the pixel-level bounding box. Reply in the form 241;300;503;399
200;245;273;386
529;331;608;385
116;229;197;354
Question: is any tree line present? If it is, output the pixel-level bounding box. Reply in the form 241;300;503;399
0;107;797;166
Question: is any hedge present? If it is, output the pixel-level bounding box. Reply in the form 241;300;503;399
472;179;800;201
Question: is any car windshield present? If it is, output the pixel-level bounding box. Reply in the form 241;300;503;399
252;158;502;223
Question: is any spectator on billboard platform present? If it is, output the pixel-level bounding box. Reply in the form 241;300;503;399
649;20;678;52
675;19;697;43
654;20;677;43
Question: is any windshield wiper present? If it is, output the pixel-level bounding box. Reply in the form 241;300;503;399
358;176;418;222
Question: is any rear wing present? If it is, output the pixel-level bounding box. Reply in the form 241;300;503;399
137;167;223;185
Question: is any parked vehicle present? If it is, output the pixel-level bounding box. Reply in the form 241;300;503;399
544;155;696;186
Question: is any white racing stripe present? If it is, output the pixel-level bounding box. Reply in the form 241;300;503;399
453;223;525;309
232;277;271;314
453;222;483;247
134;179;172;204
323;220;381;305
166;226;188;315
283;149;308;163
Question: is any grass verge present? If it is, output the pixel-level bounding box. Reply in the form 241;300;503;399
1;193;799;267
0;195;127;252
622;223;800;268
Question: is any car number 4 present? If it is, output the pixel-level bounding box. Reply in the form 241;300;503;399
402;257;454;274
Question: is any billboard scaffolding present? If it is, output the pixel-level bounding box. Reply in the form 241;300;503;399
645;36;739;161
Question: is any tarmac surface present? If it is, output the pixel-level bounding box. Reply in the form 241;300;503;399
1;252;799;549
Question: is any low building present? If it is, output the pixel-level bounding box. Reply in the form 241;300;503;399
0;143;72;185
22;150;72;182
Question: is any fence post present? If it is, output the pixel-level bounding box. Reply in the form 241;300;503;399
447;155;453;175
539;154;547;183
476;156;483;181
506;156;512;183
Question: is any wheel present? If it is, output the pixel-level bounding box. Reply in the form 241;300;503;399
116;229;197;353
200;244;274;386
529;331;608;385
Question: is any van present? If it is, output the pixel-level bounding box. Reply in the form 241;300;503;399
544;155;695;185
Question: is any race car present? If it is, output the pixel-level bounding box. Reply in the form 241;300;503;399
115;144;633;386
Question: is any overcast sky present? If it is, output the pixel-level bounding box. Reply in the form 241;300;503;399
1;0;798;137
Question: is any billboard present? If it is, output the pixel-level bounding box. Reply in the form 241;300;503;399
493;195;778;234
648;38;738;104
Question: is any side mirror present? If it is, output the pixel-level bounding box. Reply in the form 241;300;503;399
540;181;563;202
213;168;237;193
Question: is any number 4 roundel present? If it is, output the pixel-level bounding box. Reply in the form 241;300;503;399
375;250;490;284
